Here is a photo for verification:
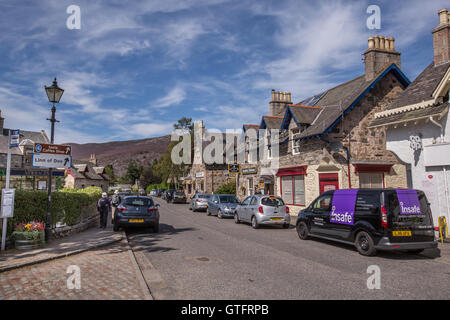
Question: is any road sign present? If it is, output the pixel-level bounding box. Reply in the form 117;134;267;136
33;143;72;155
0;189;15;218
9;130;20;148
32;153;72;169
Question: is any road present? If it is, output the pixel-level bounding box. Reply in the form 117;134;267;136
126;197;450;300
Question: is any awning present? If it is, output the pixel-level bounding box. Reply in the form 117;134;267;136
353;162;393;173
259;175;274;184
276;165;307;176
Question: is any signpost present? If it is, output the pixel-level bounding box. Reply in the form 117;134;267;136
32;153;72;169
33;143;71;155
1;129;19;251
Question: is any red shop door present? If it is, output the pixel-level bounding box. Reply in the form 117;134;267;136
319;173;339;194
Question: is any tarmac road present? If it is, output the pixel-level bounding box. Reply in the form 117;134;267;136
126;197;450;300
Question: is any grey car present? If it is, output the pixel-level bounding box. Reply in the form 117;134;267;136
234;195;290;229
207;194;239;218
189;193;212;211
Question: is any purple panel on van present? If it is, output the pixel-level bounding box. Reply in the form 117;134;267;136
396;189;421;215
330;190;358;225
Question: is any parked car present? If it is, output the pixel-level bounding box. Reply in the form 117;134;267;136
234;195;290;229
295;188;437;256
189;193;212;211
156;189;165;197
207;194;240;218
172;191;187;204
149;189;157;196
113;196;160;232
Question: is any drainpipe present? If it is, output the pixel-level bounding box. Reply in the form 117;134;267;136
429;116;450;225
317;136;351;189
429;116;444;143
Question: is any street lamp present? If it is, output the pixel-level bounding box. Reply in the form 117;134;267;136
44;78;64;241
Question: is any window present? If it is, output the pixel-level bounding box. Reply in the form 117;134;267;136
261;197;284;207
292;138;300;155
250;197;258;205
247;179;253;196
355;192;380;214
219;195;238;203
123;198;154;207
241;196;252;205
359;173;383;188
281;175;305;205
311;194;332;211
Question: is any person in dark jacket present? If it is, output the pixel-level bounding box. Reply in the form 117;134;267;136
97;192;111;229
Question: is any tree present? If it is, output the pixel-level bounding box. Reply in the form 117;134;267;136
214;181;236;195
104;164;116;184
140;167;161;189
121;160;142;185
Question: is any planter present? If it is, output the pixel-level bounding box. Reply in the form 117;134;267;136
14;239;41;250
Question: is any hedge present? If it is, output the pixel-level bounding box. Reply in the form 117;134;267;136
1;187;102;237
146;182;175;194
214;181;236;195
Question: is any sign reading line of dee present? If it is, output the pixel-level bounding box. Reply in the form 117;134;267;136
32;143;72;169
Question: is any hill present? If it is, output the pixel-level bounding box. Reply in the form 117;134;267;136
67;135;171;178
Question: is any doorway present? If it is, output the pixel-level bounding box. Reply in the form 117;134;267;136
319;173;339;194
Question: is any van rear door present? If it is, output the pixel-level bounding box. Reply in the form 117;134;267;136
386;190;435;243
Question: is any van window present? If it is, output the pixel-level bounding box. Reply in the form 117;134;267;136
355;193;380;214
312;194;332;211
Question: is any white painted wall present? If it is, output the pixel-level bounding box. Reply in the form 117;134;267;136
386;112;450;228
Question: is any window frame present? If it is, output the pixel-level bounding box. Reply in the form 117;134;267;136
279;174;306;206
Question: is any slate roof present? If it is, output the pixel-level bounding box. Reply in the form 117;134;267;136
294;64;410;139
368;61;450;128
386;61;449;110
289;105;323;125
0;129;49;155
261;116;283;129
243;124;259;132
70;161;110;181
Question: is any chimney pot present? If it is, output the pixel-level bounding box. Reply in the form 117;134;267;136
368;37;375;49
379;36;386;50
438;9;449;25
373;35;380;49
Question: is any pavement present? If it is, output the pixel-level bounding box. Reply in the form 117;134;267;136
126;197;450;300
0;210;152;300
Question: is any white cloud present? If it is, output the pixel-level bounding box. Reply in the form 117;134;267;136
130;122;174;137
153;86;187;108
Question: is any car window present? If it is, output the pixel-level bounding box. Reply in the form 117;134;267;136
199;194;211;199
312;195;332;211
123;198;154;207
250;197;258;205
219;196;239;203
241;196;252;206
261;197;284;207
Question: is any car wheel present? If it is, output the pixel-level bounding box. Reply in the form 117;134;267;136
234;213;240;224
218;210;223;219
296;222;309;240
355;231;377;256
251;216;259;229
153;224;159;233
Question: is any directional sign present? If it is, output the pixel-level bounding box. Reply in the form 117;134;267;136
9;130;20;148
32;153;72;169
0;189;15;218
33;143;72;155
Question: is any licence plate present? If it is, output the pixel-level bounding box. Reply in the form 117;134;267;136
129;219;144;223
270;218;283;221
392;230;412;237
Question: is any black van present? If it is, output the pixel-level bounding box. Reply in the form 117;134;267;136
296;189;437;256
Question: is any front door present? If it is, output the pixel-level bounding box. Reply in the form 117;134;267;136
319;173;339;194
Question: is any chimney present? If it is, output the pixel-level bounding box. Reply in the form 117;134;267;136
0;110;4;135
363;35;401;81
432;8;450;66
90;154;97;166
269;90;293;117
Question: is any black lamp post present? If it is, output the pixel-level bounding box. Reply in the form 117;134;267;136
44;78;64;241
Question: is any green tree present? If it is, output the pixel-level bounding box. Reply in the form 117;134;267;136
214;181;236;195
140;167;161;189
121;160;142;185
104;164;116;184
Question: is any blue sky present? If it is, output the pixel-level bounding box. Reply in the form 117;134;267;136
0;0;448;143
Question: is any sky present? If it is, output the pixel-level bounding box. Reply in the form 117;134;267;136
0;0;448;144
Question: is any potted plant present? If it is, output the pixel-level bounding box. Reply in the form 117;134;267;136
12;221;45;250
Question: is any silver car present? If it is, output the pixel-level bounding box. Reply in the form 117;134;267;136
234;195;290;229
189;193;212;211
207;194;239;218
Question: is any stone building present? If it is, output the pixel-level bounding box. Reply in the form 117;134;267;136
65;154;110;191
183;121;235;200
370;9;450;227
236;36;411;215
0;110;63;190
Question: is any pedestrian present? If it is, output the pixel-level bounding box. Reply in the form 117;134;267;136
97;192;111;229
111;190;122;224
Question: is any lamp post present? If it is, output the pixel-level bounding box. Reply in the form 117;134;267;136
44;78;64;241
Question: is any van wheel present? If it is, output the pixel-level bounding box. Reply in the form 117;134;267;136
234;213;240;224
355;231;377;256
296;222;309;240
251;216;259;229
